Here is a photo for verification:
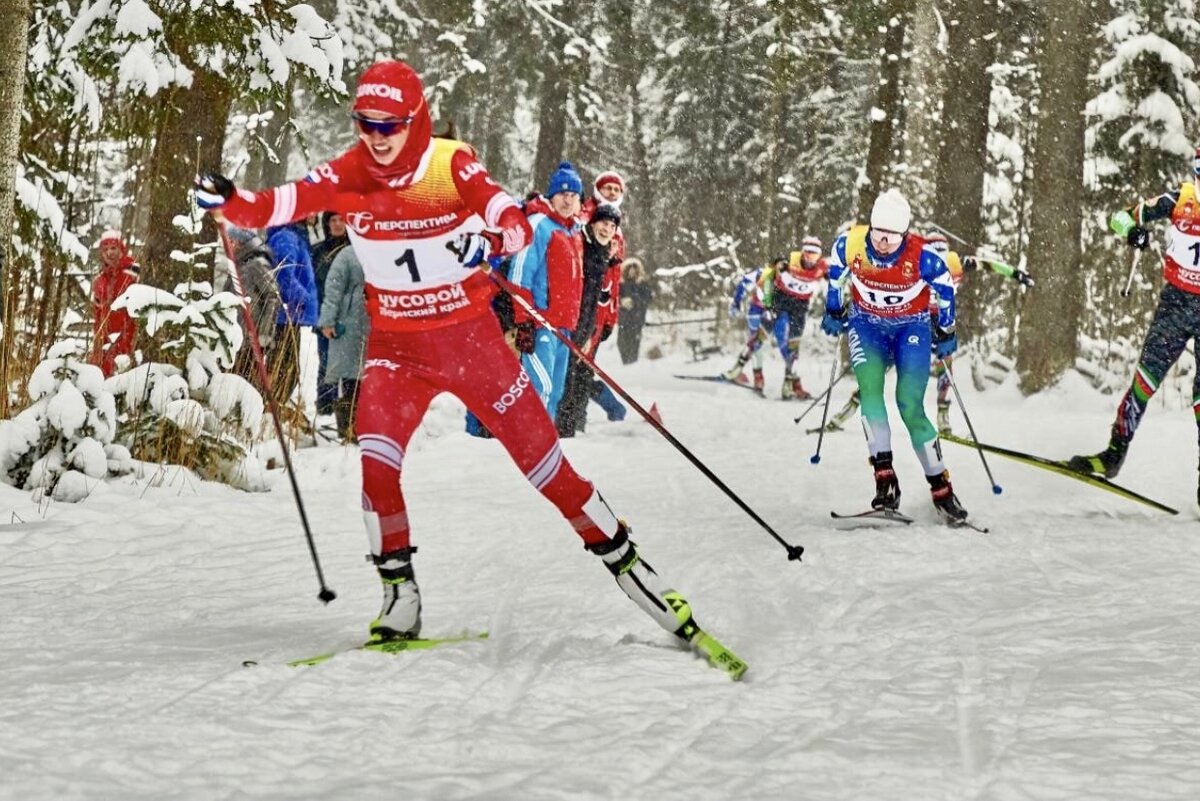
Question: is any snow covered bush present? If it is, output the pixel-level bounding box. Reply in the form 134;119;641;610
0;341;130;502
106;282;269;492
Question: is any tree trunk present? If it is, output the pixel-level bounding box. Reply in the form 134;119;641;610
1016;0;1096;392
246;82;296;189
531;69;571;193
0;0;31;414
0;0;30;320
141;68;233;289
933;0;998;336
857;0;912;219
901;1;946;212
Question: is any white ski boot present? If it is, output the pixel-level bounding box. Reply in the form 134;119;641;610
369;547;422;641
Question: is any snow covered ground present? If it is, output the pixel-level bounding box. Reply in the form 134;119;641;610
3;337;1199;801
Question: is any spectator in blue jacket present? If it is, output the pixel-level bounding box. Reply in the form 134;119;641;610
266;223;317;405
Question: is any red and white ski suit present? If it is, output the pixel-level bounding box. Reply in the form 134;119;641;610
220;138;621;554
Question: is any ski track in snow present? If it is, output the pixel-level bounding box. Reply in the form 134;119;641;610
2;344;1200;801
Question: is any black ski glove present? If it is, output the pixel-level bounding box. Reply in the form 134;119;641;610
513;322;536;354
600;324;613;342
195;172;235;209
1127;226;1150;250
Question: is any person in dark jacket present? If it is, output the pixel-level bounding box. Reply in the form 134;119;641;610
557;203;625;437
265;223;318;406
617;257;654;364
222;228;282;389
310;212;350;414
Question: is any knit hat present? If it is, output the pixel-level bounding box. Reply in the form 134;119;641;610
925;231;950;254
98;229;123;247
593;170;626;206
870;189;912;233
590;203;622;227
546;161;584;198
800;235;822;255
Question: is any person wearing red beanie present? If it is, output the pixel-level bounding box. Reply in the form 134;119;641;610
91;230;139;376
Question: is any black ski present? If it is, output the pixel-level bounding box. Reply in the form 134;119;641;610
939;512;990;534
941;433;1178;515
830;509;914;527
673;374;761;394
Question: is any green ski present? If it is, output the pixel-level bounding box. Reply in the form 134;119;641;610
689;630;748;681
285;632;490;667
941;433;1178;515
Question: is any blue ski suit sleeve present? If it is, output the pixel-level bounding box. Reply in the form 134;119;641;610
920;248;955;329
825;234;850;315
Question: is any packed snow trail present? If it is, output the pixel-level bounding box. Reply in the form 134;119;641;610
2;347;1199;800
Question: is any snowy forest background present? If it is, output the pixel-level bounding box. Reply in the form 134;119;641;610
0;0;1198;420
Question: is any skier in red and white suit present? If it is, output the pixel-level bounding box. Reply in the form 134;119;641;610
195;60;709;649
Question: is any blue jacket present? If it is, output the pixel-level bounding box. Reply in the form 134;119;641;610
266;224;318;326
508;210;583;329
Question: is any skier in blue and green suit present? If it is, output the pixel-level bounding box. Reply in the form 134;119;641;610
820;188;969;521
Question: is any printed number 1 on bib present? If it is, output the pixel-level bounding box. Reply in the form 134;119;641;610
396;249;421;282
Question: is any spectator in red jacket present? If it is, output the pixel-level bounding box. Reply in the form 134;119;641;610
91;230;139;376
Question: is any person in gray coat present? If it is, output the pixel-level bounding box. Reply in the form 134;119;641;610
317;246;369;442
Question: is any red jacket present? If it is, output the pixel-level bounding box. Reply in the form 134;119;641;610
221;137;531;333
92;251;139;376
508;206;584;330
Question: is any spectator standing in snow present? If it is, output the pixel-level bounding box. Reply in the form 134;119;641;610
617;258;653;364
507;161;585;421
311;212;350;415
557;203;626;437
91;229;140;377
317;245;368;443
265;223;318;406
220;228;282;389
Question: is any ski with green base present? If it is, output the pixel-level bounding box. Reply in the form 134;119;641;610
282;632;490;667
940;433;1178;515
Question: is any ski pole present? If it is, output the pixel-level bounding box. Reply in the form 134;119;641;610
793;364;850;425
939;357;1002;495
924;221;974;251
216;219;337;603
482;263;804;562
809;350;841;465
1120;247;1143;298
643;316;722;328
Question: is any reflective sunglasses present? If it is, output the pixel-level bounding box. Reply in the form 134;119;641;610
352;113;412;136
870;228;905;249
